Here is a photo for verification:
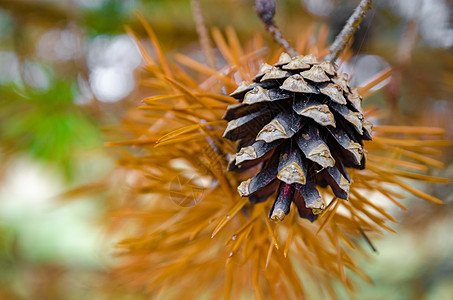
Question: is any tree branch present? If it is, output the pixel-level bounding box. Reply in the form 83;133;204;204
255;0;298;57
324;0;373;63
265;24;298;57
191;0;216;69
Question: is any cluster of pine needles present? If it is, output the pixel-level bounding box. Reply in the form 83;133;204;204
105;14;450;299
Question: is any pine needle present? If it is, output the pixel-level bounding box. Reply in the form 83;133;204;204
212;198;249;238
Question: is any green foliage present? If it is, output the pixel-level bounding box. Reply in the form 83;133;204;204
0;80;102;180
83;0;132;36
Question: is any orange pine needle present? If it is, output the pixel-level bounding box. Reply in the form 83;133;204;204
373;126;446;135
373;137;451;147
317;198;341;235
175;54;236;89
156;121;225;143
135;11;173;79
358;67;392;96
373;169;444;204
367;154;429;172
367;162;450;183
212;198;249;238
263;210;280;250
125;26;156;66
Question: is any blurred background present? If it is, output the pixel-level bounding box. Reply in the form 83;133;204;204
0;0;452;299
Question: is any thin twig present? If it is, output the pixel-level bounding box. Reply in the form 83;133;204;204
191;0;216;69
265;24;298;57
324;0;373;63
255;0;298;57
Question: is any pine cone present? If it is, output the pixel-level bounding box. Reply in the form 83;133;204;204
223;53;373;222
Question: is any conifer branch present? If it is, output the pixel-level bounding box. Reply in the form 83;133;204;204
255;0;298;57
191;0;216;69
324;0;373;63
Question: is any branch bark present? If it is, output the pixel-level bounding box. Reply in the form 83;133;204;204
190;0;216;69
255;0;298;57
324;0;373;63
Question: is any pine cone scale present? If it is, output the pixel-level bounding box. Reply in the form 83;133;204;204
277;145;307;185
223;109;275;140
295;127;336;168
237;158;279;197
235;139;281;165
269;182;295;221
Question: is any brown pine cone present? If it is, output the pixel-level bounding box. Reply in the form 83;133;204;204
223;52;373;222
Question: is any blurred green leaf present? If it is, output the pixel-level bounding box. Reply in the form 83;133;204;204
0;80;102;179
